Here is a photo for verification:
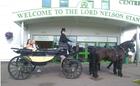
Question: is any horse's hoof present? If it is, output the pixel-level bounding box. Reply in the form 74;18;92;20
114;72;117;75
89;73;92;75
118;73;123;77
113;71;117;75
119;74;123;77
90;76;103;81
107;67;110;69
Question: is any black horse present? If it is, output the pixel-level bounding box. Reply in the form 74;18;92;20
88;40;135;78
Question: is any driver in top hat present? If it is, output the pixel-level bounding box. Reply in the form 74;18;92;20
59;28;72;52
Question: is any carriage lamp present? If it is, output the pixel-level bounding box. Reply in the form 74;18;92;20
5;32;13;40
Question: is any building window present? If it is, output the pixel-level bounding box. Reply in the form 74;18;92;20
101;0;110;10
42;0;51;8
60;0;69;7
81;0;94;8
88;0;94;8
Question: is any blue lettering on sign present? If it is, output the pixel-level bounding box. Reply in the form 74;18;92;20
119;0;140;6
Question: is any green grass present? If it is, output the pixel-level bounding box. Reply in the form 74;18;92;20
100;60;111;64
81;60;111;64
133;79;140;85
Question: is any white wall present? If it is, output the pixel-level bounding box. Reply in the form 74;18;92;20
0;0;26;61
0;1;20;61
110;0;140;15
121;27;136;42
27;20;120;37
94;0;101;9
11;0;41;12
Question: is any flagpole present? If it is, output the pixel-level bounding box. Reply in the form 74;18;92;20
136;26;140;66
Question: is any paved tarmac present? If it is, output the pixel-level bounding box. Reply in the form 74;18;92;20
1;62;140;86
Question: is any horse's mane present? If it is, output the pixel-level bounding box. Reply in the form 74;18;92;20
119;40;133;47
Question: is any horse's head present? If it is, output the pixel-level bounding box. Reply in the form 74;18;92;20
128;40;135;53
120;40;135;53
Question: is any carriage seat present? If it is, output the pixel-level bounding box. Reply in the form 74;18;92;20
18;48;33;55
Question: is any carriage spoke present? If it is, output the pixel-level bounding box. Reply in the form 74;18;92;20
10;69;19;78
10;61;17;66
62;58;82;79
17;70;22;79
8;56;33;80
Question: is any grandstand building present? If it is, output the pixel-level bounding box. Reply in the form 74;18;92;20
0;0;139;61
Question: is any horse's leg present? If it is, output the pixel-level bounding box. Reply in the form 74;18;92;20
107;61;113;69
91;54;99;78
89;54;93;75
95;59;99;78
98;62;100;71
89;52;95;75
113;61;117;75
117;60;123;77
89;61;92;75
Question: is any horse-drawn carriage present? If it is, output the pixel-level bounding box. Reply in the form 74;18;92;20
8;45;82;80
8;39;135;80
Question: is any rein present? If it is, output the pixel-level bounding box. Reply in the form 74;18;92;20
119;46;127;54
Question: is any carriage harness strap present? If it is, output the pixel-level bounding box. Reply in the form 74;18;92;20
113;46;126;58
113;48;119;57
119;46;127;54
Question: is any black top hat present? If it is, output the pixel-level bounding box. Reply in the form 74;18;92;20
61;28;65;31
61;28;66;33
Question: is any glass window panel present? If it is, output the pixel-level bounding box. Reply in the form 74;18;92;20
107;37;117;42
107;42;117;47
67;36;77;42
42;0;51;8
93;37;107;42
102;3;109;9
87;43;96;46
33;35;54;41
79;43;86;48
77;36;107;42
88;0;94;8
66;36;77;46
54;36;60;45
98;42;106;47
60;0;68;7
103;0;109;1
101;0;110;10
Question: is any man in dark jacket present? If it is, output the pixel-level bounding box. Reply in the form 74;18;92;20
59;28;72;52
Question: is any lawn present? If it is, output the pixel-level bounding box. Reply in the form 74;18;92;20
133;79;140;85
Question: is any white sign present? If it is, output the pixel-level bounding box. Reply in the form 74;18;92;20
13;8;140;25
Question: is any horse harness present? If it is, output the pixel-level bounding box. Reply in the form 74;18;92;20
112;45;127;59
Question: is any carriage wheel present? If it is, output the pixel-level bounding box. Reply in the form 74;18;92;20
61;58;82;79
8;56;35;80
